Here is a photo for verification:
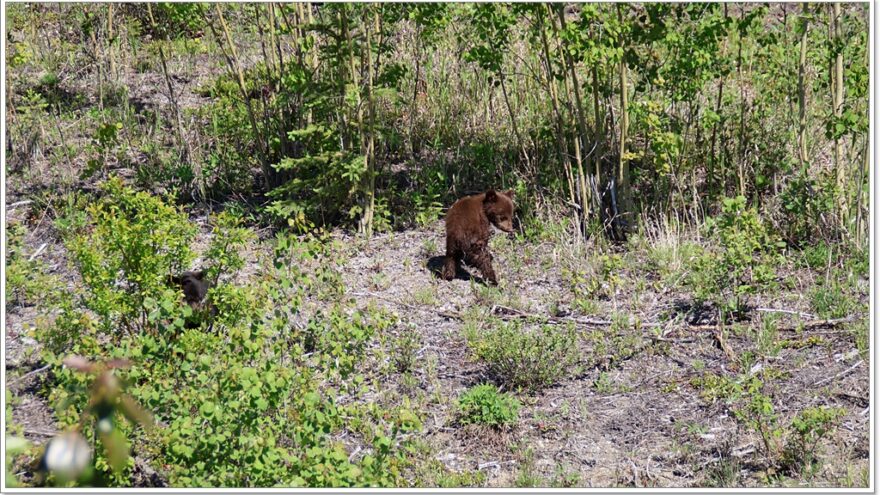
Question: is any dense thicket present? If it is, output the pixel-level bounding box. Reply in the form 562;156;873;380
6;3;870;247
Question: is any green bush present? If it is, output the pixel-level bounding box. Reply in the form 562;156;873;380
42;204;417;487
783;406;845;477
778;170;837;246
733;380;784;461
465;320;579;391
4;220;55;307
688;196;783;317
802;242;833;271
65;177;198;336
457;384;520;427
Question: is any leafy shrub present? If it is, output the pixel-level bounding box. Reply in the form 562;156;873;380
562;251;623;301
65;177;198;336
731;379;844;475
5;435;30;488
457;384;520;427
5;220;56;307
783;406;845;477
777;170;837;246
39;181;418;486
733;380;784;461
44;226;416;487
465;320;579;391
390;324;421;374
688;196;783;317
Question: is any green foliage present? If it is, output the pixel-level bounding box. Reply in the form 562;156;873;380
6;2;872;488
778;170;838;245
783;406;845;477
734;381;784;461
465;319;579;391
5;435;30;488
688;196;782;317
204;210;254;282
65;177;198;336
5;220;57;307
457;384;520;427
809;277;858;319
390;324;421;374
143;3;207;39
802;242;833;270
462;4;515;81
563;251;624;302
43;217;415;487
728;379;844;475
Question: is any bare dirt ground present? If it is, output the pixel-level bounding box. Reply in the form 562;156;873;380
330;224;870;488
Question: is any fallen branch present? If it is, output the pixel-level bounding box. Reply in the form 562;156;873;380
490;304;618;326
348;291;863;338
348;290;422;311
813;360;863;387
792;316;863;330
10;364;51;385
731;444;756;458
7;200;33;209
684;316;862;334
28;242;48;262
714;327;738;367
24;429;57;438
755;307;816;319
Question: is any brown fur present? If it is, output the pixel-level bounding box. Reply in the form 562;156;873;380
168;270;209;307
168;270;212;328
441;189;515;285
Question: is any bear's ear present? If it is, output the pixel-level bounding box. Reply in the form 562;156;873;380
484;189;497;203
504;189;515;200
193;270;207;281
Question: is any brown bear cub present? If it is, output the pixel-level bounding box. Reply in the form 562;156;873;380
441;189;515;285
168;270;212;328
168;270;210;308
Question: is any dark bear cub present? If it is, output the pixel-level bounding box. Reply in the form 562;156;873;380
441;189;515;285
168;270;211;327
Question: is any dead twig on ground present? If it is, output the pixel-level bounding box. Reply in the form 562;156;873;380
24;428;57;438
714;327;738;367
685;315;862;334
10;364;51;386
755;307;816;319
7;200;33;210
813;360;863;387
28;242;48;262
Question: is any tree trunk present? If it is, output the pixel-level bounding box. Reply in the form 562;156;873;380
797;3;810;168
616;4;631;233
209;4;272;189
499;73;530;174
737;6;747;190
538;11;575;208
358;8;379;237
107;4;116;83
591;65;603;182
551;5;592;235
831;2;846;222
